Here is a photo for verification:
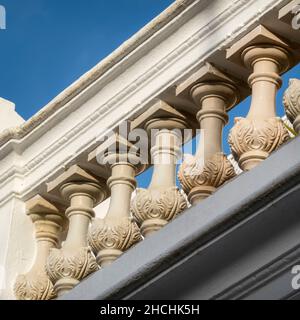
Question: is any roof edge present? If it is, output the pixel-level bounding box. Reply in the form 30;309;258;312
0;0;197;148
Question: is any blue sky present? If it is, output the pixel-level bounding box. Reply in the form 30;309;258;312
0;0;173;119
0;0;299;187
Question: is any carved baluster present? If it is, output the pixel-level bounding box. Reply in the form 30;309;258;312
88;136;143;267
283;78;300;134
46;166;108;296
227;26;291;171
131;102;188;237
177;64;237;205
14;196;64;300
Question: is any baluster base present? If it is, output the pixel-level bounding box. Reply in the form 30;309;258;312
96;249;123;267
188;186;216;206
238;150;269;171
140;219;168;237
54;278;80;297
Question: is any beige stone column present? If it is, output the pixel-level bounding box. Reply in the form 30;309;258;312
227;26;291;171
131;102;188;237
88;137;143;267
284;78;300;134
14;196;64;300
177;65;237;205
46;166;107;296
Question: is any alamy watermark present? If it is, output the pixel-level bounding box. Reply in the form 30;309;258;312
291;265;300;290
292;5;300;30
95;121;204;170
0;5;5;30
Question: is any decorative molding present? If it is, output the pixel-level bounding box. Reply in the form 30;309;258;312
46;247;98;290
131;187;187;235
89;217;142;266
178;153;236;203
229;117;290;170
0;166;25;186
14;272;55;301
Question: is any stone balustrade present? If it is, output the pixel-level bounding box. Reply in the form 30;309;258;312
176;63;239;205
131;102;189;236
46;166;108;296
88;135;144;267
13;24;300;300
227;26;292;171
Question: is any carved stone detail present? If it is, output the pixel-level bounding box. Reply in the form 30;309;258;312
13;196;65;300
177;68;240;205
229;117;290;170
131;107;189;236
226;27;293;170
14;272;55;301
88;217;142;266
283;78;300;133
46;166;107;296
131;187;187;234
88;144;143;268
178;153;236;204
46;247;98;292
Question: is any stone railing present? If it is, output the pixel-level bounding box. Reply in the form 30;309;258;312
12;21;300;300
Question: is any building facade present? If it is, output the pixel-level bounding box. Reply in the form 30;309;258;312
1;0;300;300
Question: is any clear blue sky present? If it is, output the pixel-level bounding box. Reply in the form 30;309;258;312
0;0;299;187
0;0;173;119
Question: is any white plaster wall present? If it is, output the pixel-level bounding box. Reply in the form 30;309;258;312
94;198;109;219
94;191;137;219
0;98;24;133
0;198;35;299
